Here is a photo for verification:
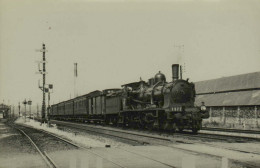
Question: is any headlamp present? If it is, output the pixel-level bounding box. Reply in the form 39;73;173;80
201;105;206;111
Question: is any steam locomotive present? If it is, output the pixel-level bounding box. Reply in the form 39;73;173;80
50;64;209;133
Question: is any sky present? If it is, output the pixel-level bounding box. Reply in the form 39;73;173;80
0;0;260;110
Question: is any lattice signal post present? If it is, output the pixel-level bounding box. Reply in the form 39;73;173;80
36;44;48;123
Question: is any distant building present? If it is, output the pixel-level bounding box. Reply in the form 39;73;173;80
0;103;10;119
195;72;260;128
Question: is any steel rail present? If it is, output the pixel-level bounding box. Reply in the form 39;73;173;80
51;120;260;156
201;127;260;134
15;123;127;168
21;123;175;168
14;127;58;168
37;120;260;168
52;120;260;143
51;120;259;168
17;123;177;168
172;131;260;144
51;120;172;142
197;132;260;142
55;122;151;145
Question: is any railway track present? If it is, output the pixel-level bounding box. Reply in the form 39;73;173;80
50;120;260;148
174;131;260;143
12;122;179;168
11;123;127;168
50;120;260;152
12;119;260;168
51;120;173;145
50;120;260;168
10;125;60;168
35;116;260;142
201;127;260;134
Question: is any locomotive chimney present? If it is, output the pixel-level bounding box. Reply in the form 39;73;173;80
172;64;179;81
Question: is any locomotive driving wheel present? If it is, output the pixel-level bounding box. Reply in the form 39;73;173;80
137;122;145;129
177;125;184;132
177;119;184;132
162;120;176;132
146;122;154;131
144;113;155;131
136;113;146;129
172;123;177;133
191;120;201;134
162;120;170;130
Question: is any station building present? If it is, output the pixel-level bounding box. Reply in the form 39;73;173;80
195;72;260;129
0;103;10;119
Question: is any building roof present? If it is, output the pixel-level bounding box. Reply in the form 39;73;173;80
195;72;260;94
194;71;260;106
195;90;260;106
0;104;9;109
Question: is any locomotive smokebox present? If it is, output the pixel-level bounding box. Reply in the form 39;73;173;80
172;64;179;81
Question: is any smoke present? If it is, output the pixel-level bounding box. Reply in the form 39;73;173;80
173;44;185;65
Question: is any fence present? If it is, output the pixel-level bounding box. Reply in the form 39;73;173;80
203;106;260;129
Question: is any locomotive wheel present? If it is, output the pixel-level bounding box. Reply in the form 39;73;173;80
192;121;201;134
162;121;176;132
105;120;110;125
170;127;176;133
117;123;123;127
130;120;139;129
145;122;154;131
137;114;146;130
177;119;184;132
137;122;145;129
162;121;170;131
171;123;177;133
104;117;110;125
177;125;184;132
111;117;118;126
192;128;198;134
153;121;159;130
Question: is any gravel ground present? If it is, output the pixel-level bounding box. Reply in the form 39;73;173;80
12;118;260;168
18;125;78;153
0;121;47;168
50;120;260;167
57;126;141;146
16;118;131;148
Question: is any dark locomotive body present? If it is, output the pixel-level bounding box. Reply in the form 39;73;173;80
50;64;209;133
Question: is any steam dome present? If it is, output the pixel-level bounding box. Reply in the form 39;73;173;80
154;71;166;83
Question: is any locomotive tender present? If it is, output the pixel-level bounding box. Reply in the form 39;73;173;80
50;64;209;133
